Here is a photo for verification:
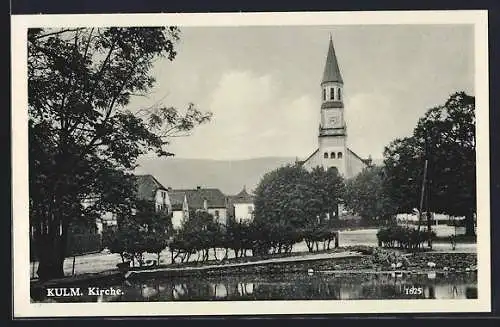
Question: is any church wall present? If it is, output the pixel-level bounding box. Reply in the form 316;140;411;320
346;149;367;179
319;136;346;148
302;150;322;171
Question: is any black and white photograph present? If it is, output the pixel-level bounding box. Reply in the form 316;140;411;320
12;11;490;317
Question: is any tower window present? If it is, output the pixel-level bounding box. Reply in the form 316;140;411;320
330;152;336;159
322;88;326;101
323;152;328;158
337;152;343;159
338;88;342;101
330;87;335;100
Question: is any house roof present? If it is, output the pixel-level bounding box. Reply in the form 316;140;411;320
321;35;343;85
228;186;254;204
169;191;186;211
134;174;168;201
171;188;227;209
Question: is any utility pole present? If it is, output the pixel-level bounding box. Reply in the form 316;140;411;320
417;160;428;233
425;132;433;249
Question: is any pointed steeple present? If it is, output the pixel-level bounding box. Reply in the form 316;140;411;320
321;35;343;85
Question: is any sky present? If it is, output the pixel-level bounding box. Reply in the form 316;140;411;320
128;24;474;161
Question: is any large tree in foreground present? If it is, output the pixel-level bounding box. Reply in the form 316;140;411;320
384;92;476;236
28;27;212;280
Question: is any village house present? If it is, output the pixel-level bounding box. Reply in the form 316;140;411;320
96;174;171;234
227;186;255;224
168;191;189;230
169;186;228;227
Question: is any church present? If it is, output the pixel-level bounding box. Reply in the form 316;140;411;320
300;36;370;179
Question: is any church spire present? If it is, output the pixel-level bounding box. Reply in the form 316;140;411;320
321;35;343;85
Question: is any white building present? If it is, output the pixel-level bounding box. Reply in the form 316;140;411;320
96;174;171;234
169;191;189;230
170;186;228;227
300;36;369;179
228;187;255;223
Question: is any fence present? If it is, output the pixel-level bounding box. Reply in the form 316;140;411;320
30;233;103;262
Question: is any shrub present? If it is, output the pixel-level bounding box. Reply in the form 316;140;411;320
377;225;436;250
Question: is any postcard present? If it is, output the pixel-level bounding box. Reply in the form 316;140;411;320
12;10;490;317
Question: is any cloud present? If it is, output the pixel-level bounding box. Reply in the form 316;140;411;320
345;93;415;159
167;70;318;160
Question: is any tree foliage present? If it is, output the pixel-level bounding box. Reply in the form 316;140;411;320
252;164;344;254
344;165;395;223
28;27;212;280
102;200;171;266
383;92;476;235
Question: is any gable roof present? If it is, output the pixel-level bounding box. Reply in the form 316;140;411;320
347;147;369;166
134;174;167;201
228;186;254;204
322;35;343;84
169;191;187;211
300;148;319;166
171;188;227;209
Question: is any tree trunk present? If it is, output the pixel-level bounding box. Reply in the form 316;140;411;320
36;209;68;281
36;233;66;280
465;212;476;236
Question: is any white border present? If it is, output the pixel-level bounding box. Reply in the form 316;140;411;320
12;10;490;317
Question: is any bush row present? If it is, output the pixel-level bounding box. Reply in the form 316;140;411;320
376;225;436;250
167;216;341;264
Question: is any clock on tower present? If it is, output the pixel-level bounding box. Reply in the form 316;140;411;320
327;110;342;128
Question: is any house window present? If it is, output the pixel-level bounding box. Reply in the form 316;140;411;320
161;191;166;200
324;152;328;158
215;210;220;218
322;88;326;101
330;152;336;159
338;88;342;101
330;87;335;100
337;152;343;159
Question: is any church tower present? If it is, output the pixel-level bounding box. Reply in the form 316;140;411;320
318;35;347;176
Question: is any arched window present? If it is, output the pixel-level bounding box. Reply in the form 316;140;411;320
322;88;326;101
337;152;343;159
323;152;328;158
330;152;336;159
330;87;335;100
338;88;342;101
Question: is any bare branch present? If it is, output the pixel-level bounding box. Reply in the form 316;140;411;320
32;28;86;40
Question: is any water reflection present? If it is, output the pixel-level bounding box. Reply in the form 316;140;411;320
33;272;477;303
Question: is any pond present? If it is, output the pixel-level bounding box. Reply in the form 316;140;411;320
34;271;477;302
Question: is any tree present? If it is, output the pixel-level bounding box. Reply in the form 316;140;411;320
28;27;212;280
170;210;218;263
384;92;476;236
344;165;395;223
252;164;344;254
102;199;171;266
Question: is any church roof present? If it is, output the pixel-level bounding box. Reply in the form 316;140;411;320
347;148;370;165
321;36;343;84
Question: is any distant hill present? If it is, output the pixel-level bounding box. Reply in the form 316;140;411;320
134;156;297;196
